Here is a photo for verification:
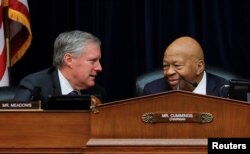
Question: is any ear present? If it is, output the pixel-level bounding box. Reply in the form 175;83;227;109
63;53;73;67
196;60;205;75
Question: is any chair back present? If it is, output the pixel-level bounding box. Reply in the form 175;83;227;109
135;66;242;96
0;86;17;101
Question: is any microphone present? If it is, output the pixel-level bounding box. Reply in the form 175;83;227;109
175;71;198;90
176;74;198;90
219;84;230;97
180;76;198;88
30;87;41;100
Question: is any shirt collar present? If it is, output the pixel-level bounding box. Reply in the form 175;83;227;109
193;71;207;95
58;69;74;95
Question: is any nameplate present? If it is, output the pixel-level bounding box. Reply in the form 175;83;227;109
0;101;42;110
142;112;213;124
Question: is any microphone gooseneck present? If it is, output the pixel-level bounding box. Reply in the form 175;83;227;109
179;76;198;88
192;82;198;88
219;84;230;97
174;71;198;90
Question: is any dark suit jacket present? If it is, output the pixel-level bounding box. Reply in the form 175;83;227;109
14;67;107;108
143;72;229;97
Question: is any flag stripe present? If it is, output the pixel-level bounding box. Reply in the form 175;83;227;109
0;44;7;80
3;0;32;66
10;25;30;64
1;0;32;86
8;0;30;18
0;0;9;86
0;0;6;80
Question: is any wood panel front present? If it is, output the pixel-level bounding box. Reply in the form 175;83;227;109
90;91;250;138
0;111;90;153
85;138;207;154
1;91;249;153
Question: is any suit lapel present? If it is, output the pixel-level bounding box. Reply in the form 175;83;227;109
50;67;62;95
206;73;217;96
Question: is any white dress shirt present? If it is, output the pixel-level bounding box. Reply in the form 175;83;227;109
193;72;207;95
58;69;74;95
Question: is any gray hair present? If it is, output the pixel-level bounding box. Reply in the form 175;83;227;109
53;30;101;68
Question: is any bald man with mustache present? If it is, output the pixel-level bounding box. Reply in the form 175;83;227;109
143;36;229;97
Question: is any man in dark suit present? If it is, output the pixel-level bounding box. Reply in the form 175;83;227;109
14;30;106;108
143;36;229;97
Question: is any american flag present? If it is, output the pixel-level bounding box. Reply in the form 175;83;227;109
0;0;32;86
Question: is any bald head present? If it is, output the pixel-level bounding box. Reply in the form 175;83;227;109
163;36;205;91
165;36;204;60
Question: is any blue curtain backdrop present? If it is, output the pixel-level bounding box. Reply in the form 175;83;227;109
11;0;250;102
